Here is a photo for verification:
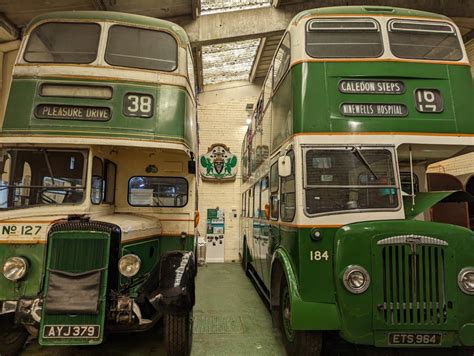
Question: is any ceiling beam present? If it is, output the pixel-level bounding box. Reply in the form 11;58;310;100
92;0;107;11
0;13;19;42
463;29;474;43
193;46;204;92
249;37;266;83
180;0;474;47
192;0;201;20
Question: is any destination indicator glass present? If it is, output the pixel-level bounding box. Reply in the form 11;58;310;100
339;80;405;94
340;103;408;117
35;104;111;121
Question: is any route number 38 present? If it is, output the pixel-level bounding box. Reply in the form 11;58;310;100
310;250;329;261
123;93;154;118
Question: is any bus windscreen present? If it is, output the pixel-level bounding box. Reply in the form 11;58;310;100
24;23;100;64
306;19;383;58
105;25;177;71
388;20;463;61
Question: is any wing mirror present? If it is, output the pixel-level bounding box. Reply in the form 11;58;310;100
278;155;291;177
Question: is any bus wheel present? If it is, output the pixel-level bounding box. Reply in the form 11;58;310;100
0;314;28;356
279;278;322;356
164;311;193;356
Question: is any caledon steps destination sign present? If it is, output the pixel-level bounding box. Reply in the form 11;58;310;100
339;79;410;118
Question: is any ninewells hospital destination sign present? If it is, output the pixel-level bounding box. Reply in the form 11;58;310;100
200;144;237;181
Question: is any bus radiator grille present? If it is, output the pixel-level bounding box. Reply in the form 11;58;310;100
379;245;448;325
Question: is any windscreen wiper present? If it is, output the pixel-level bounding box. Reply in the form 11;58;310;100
351;147;379;180
42;149;56;185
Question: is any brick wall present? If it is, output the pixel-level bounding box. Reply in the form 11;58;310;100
427;152;474;177
197;81;260;261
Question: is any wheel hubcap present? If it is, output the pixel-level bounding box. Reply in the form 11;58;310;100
282;289;294;342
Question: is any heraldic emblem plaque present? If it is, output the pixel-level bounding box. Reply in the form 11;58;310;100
199;144;237;181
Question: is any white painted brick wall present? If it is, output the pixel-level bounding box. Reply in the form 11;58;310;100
197;82;260;261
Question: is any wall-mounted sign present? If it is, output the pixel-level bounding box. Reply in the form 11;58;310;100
200;144;237;181
339;80;405;94
35;104;111;121
340;103;408;117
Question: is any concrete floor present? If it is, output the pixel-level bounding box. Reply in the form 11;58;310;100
21;263;285;356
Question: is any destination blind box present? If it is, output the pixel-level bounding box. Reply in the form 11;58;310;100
35;104;111;121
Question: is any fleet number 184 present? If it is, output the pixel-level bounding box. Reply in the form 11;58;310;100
310;250;329;261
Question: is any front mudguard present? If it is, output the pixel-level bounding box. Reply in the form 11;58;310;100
141;251;195;314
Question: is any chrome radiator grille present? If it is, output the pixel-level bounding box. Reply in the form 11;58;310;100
378;238;448;325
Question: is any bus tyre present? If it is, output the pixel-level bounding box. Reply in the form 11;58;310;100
279;279;322;356
165;312;193;356
0;314;28;356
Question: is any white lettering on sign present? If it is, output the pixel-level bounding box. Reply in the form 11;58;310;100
340;103;407;117
339;80;405;94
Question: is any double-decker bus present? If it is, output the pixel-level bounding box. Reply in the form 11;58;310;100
0;11;198;355
240;6;474;355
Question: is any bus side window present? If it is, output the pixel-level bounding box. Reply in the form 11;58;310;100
261;176;269;219
280;151;295;222
254;181;261;218
270;161;279;220
104;160;117;204
91;157;104;204
248;188;253;218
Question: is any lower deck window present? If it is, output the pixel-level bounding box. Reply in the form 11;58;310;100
0;149;86;209
304;147;399;215
128;176;188;207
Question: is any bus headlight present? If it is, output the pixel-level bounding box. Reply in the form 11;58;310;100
3;257;28;281
118;254;141;278
458;268;474;295
343;265;370;294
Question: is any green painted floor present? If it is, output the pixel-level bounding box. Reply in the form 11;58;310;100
21;263;285;355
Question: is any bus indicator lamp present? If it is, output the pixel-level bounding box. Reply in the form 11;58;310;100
118;254;141;278
3;257;28;281
458;268;474;295
343;265;370;294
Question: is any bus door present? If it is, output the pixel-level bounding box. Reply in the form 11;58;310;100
259;175;271;287
252;181;263;276
267;161;281;287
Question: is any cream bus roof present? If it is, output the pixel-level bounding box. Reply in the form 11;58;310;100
291;5;450;26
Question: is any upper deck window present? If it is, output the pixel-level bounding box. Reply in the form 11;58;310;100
105;25;177;71
306;19;383;58
388;19;463;61
24;23;100;64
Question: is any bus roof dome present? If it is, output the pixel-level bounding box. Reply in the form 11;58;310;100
292;5;450;25
25;10;190;46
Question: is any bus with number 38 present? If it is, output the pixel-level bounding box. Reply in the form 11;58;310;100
0;11;198;356
240;6;474;355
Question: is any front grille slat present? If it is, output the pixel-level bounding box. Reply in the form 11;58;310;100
380;242;448;326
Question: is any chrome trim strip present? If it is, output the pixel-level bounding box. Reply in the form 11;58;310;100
377;234;448;246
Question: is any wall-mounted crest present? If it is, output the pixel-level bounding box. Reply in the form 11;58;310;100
200;144;237;181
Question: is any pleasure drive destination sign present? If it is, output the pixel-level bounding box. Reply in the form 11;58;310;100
339;80;405;94
35;104;111;121
340;103;408;117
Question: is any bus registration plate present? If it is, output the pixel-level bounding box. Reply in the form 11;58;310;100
43;325;100;338
388;332;441;345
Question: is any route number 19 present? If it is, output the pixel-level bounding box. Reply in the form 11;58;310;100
415;89;443;113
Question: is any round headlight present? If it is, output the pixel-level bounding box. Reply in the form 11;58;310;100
118;254;141;278
3;257;28;281
343;265;370;294
458;267;474;295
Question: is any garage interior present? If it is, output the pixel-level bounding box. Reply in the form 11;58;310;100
0;0;472;355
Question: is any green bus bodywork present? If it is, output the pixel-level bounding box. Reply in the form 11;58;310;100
241;5;474;354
